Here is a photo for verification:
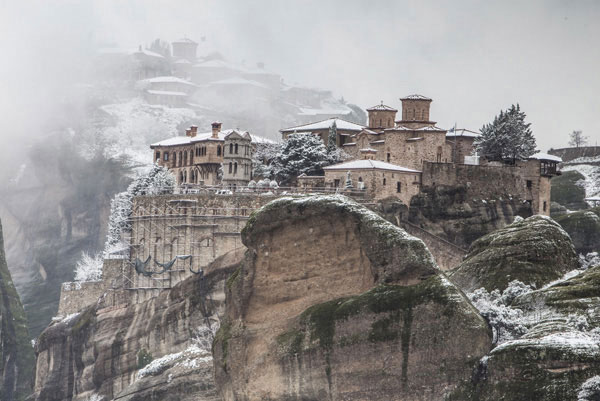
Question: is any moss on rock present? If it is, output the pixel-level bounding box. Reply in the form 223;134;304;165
551;170;588;210
449;215;579;292
555;207;600;254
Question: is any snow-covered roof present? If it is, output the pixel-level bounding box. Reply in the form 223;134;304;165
173;38;198;44
529;152;563;162
174;59;192;64
249;134;276;144
144;76;196;85
134;49;165;58
280;117;365;133
387;125;446;132
366;103;398;112
194;59;242;70
324;159;421;173
400;94;432;101
151;129;271;147
343;142;357;147
298;106;353;117
360;148;378;152
146;90;188;96
210;77;268;88
446;128;480;138
370;140;385;144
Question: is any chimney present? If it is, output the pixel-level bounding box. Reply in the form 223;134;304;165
211;121;222;138
190;125;198;137
185;128;192;137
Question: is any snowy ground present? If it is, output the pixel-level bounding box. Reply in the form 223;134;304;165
78;98;202;167
562;164;600;200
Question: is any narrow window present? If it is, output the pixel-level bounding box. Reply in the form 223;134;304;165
229;162;232;174
543;201;547;212
184;151;188;166
387;153;391;162
156;151;160;161
179;152;183;167
383;178;386;186
163;152;169;161
397;182;402;193
229;143;233;154
217;145;221;156
234;162;238;174
526;180;532;189
235;143;239;154
334;179;340;188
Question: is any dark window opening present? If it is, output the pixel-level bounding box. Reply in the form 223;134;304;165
526;180;532;189
235;143;239;154
217;145;221;156
397;182;402;193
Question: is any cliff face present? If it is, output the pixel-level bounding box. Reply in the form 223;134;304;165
554;207;600;254
31;248;242;401
408;186;532;249
213;195;491;400
0;219;34;401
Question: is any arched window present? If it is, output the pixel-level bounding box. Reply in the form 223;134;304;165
184;151;188;166
229;143;233;154
190;153;193;165
217;145;221;156
228;162;232;174
234;162;238;174
235;143;238;154
179;152;183;167
172;152;176;167
179;171;184;183
184;170;187;182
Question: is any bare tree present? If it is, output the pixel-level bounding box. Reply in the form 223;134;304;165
569;130;588;148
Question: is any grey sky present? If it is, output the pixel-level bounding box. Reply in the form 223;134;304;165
1;0;599;152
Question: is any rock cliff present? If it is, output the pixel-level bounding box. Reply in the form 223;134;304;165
554;207;600;254
0;218;34;401
213;195;491;400
31;248;243;401
450;215;579;292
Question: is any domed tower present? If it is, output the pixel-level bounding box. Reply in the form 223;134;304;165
398;94;434;128
366;102;398;129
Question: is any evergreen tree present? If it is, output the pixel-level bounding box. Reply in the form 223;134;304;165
476;104;537;162
327;121;338;154
271;133;331;184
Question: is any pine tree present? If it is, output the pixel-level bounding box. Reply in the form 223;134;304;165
271;133;331;184
327;121;338;154
476;104;537;162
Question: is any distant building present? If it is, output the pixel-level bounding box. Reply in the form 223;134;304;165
172;38;198;62
139;76;198;107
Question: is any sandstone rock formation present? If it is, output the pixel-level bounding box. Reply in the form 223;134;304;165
213;195;491;401
31;248;243;401
550;170;588;211
450;215;579;293
554;207;600;254
449;264;600;400
408;186;531;249
0;218;34;401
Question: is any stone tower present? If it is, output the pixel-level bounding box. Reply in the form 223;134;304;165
398;94;433;128
222;130;253;190
172;38;198;62
366;102;398;129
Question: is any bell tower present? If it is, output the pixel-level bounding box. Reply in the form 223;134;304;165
398;94;434;128
366;102;397;129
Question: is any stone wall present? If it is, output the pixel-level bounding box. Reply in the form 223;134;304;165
548;146;600;163
400;221;467;270
421;160;550;215
57;259;126;316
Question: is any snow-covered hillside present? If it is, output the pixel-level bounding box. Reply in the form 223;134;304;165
562;156;600;201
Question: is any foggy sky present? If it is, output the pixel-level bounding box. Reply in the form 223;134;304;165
1;0;599;154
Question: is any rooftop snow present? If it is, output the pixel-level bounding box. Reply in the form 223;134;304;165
134;49;165;58
210;77;268;88
360;148;378;152
366;103;398;112
323;159;421;173
151;129;270;147
446;128;481;138
370;140;385;144
387;125;446;132
174;59;192;64
529;152;563;162
144;76;196;85
280;117;365;133
173;38;198;44
400;94;432;101
147;90;188;96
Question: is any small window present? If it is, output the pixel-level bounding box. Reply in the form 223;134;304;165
217;145;222;156
228;162;232;174
397;182;402;193
163;152;168;161
156;151;161;161
334;179;340;188
235;143;239;154
234;162;238;174
526;180;532;188
383;178;386;186
229;143;233;154
387;153;391;162
543;201;547;212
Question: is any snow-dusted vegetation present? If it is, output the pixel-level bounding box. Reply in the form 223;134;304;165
74;252;103;282
578;375;600;401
